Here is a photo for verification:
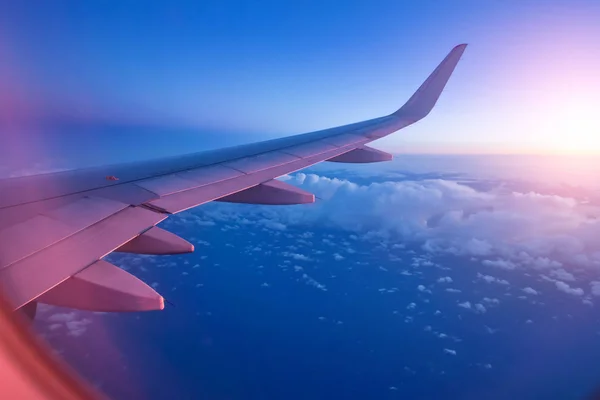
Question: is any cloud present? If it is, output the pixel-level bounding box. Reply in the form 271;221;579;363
258;219;287;231
333;253;345;261
551;268;575;282
446;288;461;293
65;318;93;337
522;287;539;295
437;276;453;283
193;171;600;284
443;348;457;355
417;285;432;293
555;281;584;296
282;252;311;261
477;273;509;285
485;325;499;334
45;311;93;337
590;281;600;296
301;274;327;291
458;301;486;313
267;173;600;273
482;259;517;270
474;303;487;313
482;297;500;305
458;301;472;310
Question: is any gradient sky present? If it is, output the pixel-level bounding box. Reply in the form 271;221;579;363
1;0;600;160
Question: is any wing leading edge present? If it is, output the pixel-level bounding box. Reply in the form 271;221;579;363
0;44;467;315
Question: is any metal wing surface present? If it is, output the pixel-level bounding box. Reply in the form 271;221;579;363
0;44;467;316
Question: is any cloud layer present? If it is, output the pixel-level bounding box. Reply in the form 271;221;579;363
200;172;600;276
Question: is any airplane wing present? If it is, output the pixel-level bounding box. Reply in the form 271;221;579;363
0;44;467;317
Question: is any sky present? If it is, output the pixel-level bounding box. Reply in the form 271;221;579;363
1;0;600;164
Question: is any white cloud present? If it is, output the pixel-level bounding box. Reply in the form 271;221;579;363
48;324;62;331
458;301;486;313
282;252;311;261
446;288;462;293
47;312;77;323
482;297;500;305
477;273;509;285
485;325;499;334
550;268;575;282
66;319;92;337
194;171;600;280
45;311;93;337
590;281;600;296
417;285;432;293
437;276;453;283
259;219;287;231
555;281;584;296
301;274;327;291
458;301;472;310
443;348;457;355
522;287;539;295
333;253;345;261
529;257;562;269
262;173;600;270
474;303;487;314
407;302;416;310
482;259;517;270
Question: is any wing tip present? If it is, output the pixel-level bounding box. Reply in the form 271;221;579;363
392;43;468;122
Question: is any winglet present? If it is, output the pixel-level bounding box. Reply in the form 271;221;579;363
393;44;467;123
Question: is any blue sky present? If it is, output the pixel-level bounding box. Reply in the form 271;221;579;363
1;0;600;163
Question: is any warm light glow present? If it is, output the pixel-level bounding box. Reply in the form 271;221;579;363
543;96;600;154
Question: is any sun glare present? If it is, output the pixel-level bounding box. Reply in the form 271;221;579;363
542;96;600;154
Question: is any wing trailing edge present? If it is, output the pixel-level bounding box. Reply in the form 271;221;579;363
216;180;315;205
327;146;393;163
37;260;164;312
115;226;194;255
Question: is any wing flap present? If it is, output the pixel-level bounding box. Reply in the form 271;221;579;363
37;259;164;312
147;145;350;213
0;206;166;310
327;146;393;163
0;196;129;268
115;226;194;255
216;179;314;205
